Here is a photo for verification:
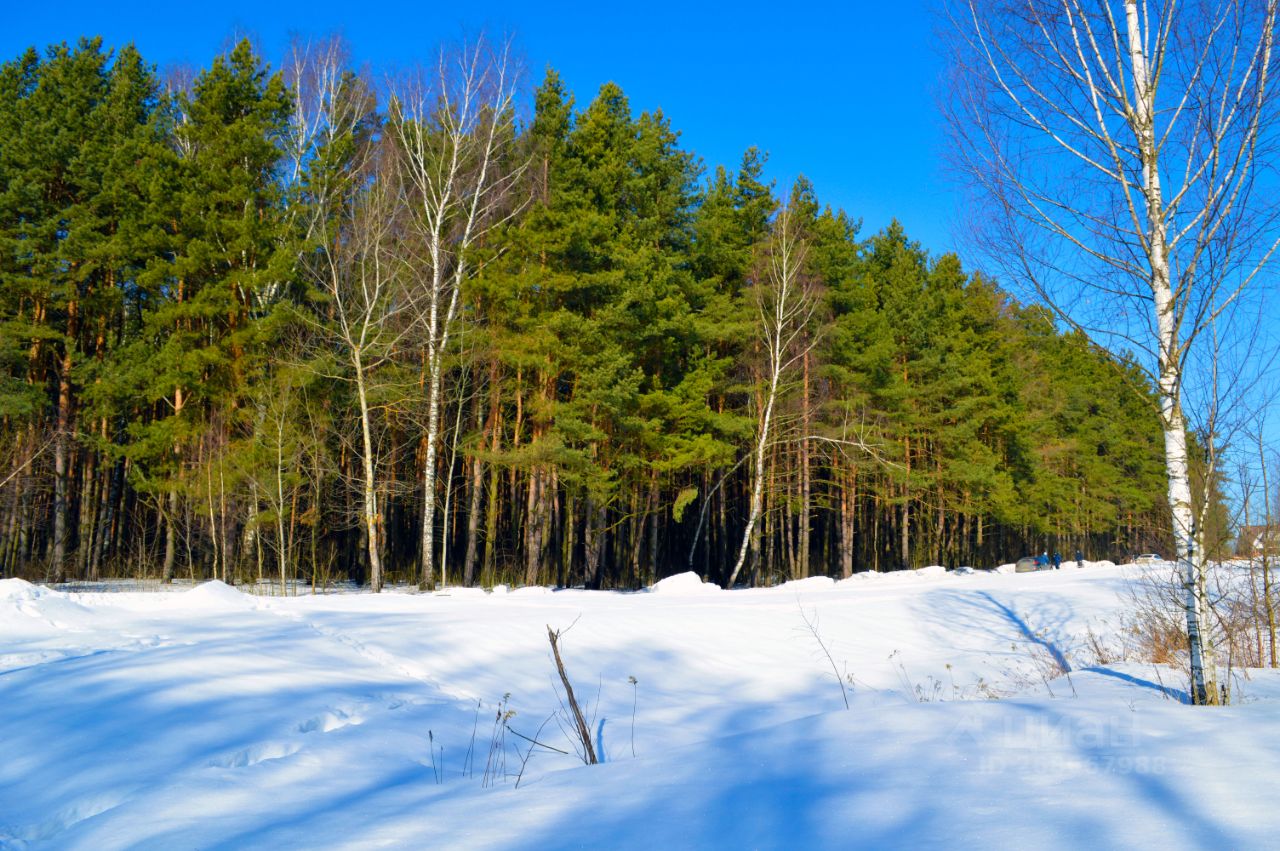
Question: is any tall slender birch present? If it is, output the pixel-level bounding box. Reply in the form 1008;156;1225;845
388;38;524;589
321;172;412;594
290;46;410;593
728;206;818;587
946;0;1280;704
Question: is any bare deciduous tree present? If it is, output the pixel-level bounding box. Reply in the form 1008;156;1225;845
946;0;1280;705
728;206;819;587
290;44;412;594
388;37;525;589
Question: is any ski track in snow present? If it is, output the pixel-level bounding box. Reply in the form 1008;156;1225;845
258;601;477;704
3;567;1280;849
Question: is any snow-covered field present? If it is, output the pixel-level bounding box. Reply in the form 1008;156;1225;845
3;564;1279;849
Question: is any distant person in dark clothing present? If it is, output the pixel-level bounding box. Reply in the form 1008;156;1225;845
1052;551;1061;570
1075;549;1083;567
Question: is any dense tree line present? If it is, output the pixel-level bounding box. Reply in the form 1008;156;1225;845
0;37;1178;589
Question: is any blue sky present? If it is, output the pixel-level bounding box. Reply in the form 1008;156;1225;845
4;0;959;255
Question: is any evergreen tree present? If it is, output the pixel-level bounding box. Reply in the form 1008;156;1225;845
0;41;1177;588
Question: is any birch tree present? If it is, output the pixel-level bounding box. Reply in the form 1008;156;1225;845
325;158;414;594
388;38;524;590
946;0;1280;704
727;206;819;586
290;46;411;593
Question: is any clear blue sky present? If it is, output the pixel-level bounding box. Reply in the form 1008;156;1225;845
4;0;959;255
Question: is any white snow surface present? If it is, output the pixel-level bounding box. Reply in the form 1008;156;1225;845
3;563;1279;849
649;570;721;594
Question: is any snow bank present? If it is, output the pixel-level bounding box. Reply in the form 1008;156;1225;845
650;571;721;594
0;576;63;602
182;580;256;609
780;576;836;591
0;578;94;627
837;565;950;580
508;585;553;596
434;587;488;598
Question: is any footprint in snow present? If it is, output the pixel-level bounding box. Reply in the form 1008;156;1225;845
297;708;365;734
210;741;303;769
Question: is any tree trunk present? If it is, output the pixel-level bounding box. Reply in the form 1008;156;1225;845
627;489;645;587
162;386;185;583
900;437;911;569
275;431;289;595
420;357;443;589
1123;0;1219;704
462;373;492;586
355;359;383;592
463;453;484;587
1260;437;1276;667
840;464;855;578
799;351;811;578
52;369;74;581
524;466;544;586
89;448;119;581
583;495;605;589
647;479;659;584
562;489;576;588
76;444;100;580
729;377;777;587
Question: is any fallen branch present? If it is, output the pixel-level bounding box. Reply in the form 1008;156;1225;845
506;722;570;755
547;625;598;764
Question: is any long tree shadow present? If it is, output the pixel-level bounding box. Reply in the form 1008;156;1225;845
1082;666;1190;704
975;591;1072;672
906;587;1079;679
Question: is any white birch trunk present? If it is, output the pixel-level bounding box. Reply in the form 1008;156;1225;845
390;40;523;591
728;208;814;587
421;344;443;589
355;356;383;594
728;373;779;586
275;424;288;596
1124;0;1219;704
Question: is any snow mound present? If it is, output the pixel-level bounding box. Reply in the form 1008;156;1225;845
509;585;553;596
650;571;721;595
0;577;43;602
0;578;93;627
434;587;488;598
780;576;836;591
183;581;255;609
914;565;948;578
839;571;881;582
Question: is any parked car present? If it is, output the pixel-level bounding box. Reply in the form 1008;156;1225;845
1134;553;1163;565
1015;556;1043;573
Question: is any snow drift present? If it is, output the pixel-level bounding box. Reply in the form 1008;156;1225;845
2;563;1278;849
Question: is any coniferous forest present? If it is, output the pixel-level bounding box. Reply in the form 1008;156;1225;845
0;36;1178;590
